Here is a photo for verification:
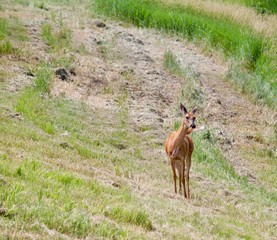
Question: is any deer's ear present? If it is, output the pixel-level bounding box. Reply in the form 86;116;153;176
180;102;187;114
192;108;197;114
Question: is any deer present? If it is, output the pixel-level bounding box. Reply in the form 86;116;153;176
164;102;199;199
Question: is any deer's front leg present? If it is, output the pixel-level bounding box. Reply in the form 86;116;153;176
175;161;182;193
181;159;187;198
186;156;192;199
170;159;177;193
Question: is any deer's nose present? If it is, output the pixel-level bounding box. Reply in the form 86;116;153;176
191;124;196;128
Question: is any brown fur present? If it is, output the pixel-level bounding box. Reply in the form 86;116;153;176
164;104;196;199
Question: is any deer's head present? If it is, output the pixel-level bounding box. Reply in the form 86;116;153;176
180;102;196;129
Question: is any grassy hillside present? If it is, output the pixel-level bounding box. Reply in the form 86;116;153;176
94;0;277;109
0;0;276;239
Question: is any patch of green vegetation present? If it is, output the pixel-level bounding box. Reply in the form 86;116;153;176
0;86;153;239
104;206;153;230
163;50;183;76
0;17;28;55
41;22;72;53
15;63;54;134
13;0;30;6
0;41;12;54
0;70;9;82
34;1;47;10
220;0;277;14
94;0;276;109
93;221;127;239
164;50;204;110
16;88;55;134
226;63;277;108
0;152;145;238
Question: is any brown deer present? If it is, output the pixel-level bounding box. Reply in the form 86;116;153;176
164;102;198;199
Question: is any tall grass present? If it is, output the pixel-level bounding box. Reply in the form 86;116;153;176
0;17;28;54
159;0;277;37
41;22;72;53
220;0;277;13
15;63;54;134
94;0;276;108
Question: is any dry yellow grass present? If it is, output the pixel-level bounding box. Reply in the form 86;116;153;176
160;0;277;37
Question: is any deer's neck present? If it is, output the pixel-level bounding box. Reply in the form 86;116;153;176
173;122;189;146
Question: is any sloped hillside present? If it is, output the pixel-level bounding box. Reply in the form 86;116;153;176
0;0;276;239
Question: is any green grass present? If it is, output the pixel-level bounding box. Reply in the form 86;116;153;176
34;1;47;10
94;0;277;109
163;50;183;76
220;0;277;13
1;1;276;238
41;22;72;53
0;77;153;238
104;206;153;230
0;17;28;54
0;153;148;238
41;21;76;69
15;63;54;134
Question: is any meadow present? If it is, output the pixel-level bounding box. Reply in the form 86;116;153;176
0;0;276;239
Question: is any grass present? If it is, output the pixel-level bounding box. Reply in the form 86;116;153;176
94;0;276;109
0;153;147;238
1;74;154;238
220;0;277;13
34;1;47;10
1;0;276;239
159;0;277;37
0;17;28;54
2;73;275;238
41;22;72;53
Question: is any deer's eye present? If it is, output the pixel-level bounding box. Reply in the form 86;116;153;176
186;116;189;120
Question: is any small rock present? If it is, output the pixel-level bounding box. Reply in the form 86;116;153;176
69;68;76;76
120;68;134;76
116;144;127;150
112;182;121;188
60;142;71;149
10;113;24;120
55;68;69;81
26;71;35;77
223;190;232;196
96;40;104;45
158;117;164;123
0;208;8;216
93;20;106;28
